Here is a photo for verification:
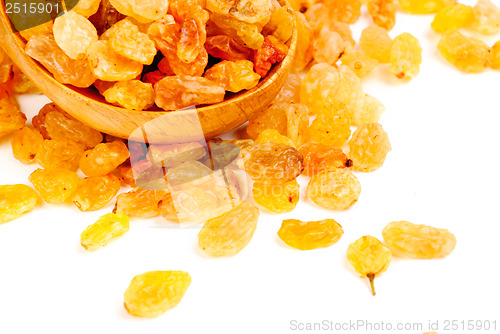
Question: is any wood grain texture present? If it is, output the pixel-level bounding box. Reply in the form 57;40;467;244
0;0;297;143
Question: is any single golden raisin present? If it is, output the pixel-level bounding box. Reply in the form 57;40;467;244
81;212;130;250
431;4;474;33
73;174;121;212
198;201;260;257
29;168;80;204
80;141;130;177
359;25;393;64
278;219;344;250
348;123;391;172
0;184;40;223
390;32;422;80
253;180;300;213
11;127;43;164
36;139;86;172
307;169;361;211
382;221;456;259
309;97;351;147
437;30;492;73
346;236;392;296
299;143;350;176
124;271;191;317
114;188;167;218
244;142;304;185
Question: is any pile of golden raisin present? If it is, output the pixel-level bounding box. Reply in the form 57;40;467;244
7;0;500;318
21;0;293;111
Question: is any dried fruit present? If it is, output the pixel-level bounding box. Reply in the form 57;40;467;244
36;139;86;172
491;41;500;70
29;168;80;204
80;141;130;177
347;236;392;296
340;47;379;77
312;26;344;65
300;63;339;115
299;143;351;176
359;25;393;63
367;0;396;30
81;213;130;250
73;174;121;211
204;60;260;93
246;103;288;140
165;161;213;187
53;11;98;60
0;185;40;223
110;0;169;22
262;5;294;43
382;221;457;259
205;35;253;61
198;201;260;257
253;36;289;77
309;98;351;147
348;123;391;172
210;13;264;50
252;180;300;213
244;142;304;185
274;73;302;105
87;40;143;81
470;0;500;35
293;12;313;71
307;169;361;210
278;219;343;250
11;127;44;164
124;271;191;317
324;0;362;24
207;0;273;26
285;103;309;146
431;4;474;33
114;188;167;218
107;19;157;65
103;80;155;110
74;0;101;17
437;30;492;73
255;128;296;147
43;106;103;147
0;89;26;139
398;0;455;14
390;32;422;80
25;34;96;87
155;76;225;111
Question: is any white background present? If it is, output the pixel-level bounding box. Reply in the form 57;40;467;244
1;4;500;334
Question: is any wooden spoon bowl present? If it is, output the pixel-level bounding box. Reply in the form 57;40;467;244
0;0;296;143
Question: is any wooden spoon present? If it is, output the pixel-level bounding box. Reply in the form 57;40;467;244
0;1;296;143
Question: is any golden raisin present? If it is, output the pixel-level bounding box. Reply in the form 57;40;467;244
252;180;300;213
81;212;130;250
278;219;344;250
437;30;492;73
73;174;121;212
198;201;260;257
307;169;361;210
36;139;86;172
124;271;191;317
11;127;43;164
0;184;40;223
348;123;391;172
114;188;167;218
390;32;422;80
347;236;392;296
299;143;350;176
80;141;130;177
382;221;457;259
29;168;80;204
